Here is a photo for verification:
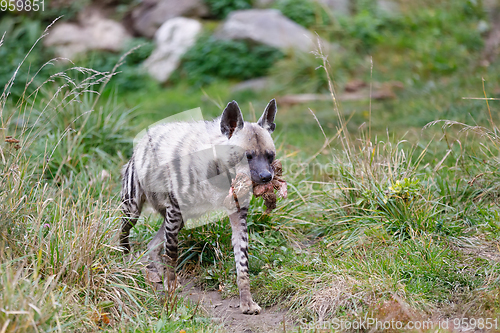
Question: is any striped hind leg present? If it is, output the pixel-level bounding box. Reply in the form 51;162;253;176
120;160;145;253
163;204;183;291
148;203;183;292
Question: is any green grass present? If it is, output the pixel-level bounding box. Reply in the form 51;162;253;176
0;47;221;332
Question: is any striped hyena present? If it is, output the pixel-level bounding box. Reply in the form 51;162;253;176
120;99;278;315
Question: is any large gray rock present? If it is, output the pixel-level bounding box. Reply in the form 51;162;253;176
130;0;209;38
44;12;131;59
216;9;327;53
143;17;202;83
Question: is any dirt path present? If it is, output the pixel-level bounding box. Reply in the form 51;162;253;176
135;243;295;333
178;279;294;333
137;253;294;332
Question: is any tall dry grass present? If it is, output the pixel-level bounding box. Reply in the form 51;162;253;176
0;23;171;332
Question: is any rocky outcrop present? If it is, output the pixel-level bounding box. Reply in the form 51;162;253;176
44;12;131;59
216;9;327;53
129;0;209;38
143;18;202;83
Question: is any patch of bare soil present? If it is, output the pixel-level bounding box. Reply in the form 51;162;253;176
140;259;294;333
178;279;294;333
450;238;500;263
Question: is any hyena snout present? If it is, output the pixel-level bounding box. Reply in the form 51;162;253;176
259;170;272;183
250;165;274;184
248;156;275;184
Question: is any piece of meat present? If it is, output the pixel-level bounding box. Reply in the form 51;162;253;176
223;173;252;210
224;159;288;213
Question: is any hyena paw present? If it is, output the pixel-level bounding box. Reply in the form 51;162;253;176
240;300;261;315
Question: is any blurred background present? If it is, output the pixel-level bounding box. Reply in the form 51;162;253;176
1;0;498;153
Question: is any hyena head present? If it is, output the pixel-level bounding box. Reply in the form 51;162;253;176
220;99;277;184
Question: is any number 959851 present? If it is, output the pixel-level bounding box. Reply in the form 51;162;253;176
1;0;45;12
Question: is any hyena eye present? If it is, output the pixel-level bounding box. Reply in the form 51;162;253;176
246;152;253;160
267;151;275;162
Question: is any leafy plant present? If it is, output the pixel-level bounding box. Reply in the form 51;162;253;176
204;0;252;19
0;16;50;100
274;0;330;28
179;35;284;86
345;10;384;51
385;177;421;202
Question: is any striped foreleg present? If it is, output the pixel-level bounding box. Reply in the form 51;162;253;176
229;207;261;315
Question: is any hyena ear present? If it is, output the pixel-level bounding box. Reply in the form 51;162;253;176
221;100;244;139
257;98;277;133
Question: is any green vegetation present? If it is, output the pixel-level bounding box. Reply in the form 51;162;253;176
177;35;284;86
274;0;330;28
82;38;155;93
0;16;49;99
0;55;218;332
2;0;500;331
204;0;252;18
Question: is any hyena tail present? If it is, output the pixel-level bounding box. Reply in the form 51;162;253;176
120;158;145;253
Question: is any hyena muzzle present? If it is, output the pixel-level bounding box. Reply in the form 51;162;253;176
120;99;278;315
